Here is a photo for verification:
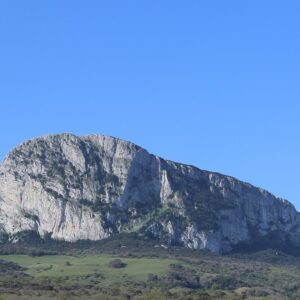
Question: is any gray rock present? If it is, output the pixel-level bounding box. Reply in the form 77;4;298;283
0;133;299;253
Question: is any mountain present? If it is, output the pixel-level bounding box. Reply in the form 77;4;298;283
0;133;299;254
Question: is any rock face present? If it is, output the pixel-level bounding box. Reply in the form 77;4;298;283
0;133;299;253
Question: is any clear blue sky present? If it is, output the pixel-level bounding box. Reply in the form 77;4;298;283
0;1;299;209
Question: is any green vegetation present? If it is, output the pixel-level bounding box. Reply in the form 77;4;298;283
0;237;300;299
0;254;176;280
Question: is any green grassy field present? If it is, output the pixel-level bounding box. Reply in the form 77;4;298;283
1;243;300;299
0;254;178;280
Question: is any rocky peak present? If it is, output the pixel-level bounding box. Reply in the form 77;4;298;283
0;133;299;253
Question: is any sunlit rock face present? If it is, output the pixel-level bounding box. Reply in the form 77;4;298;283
0;133;299;253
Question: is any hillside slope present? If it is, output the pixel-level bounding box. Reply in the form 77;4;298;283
0;134;299;253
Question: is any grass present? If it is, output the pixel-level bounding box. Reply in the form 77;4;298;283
0;254;177;280
1;248;300;299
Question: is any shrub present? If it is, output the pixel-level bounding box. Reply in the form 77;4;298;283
108;259;127;269
161;264;200;289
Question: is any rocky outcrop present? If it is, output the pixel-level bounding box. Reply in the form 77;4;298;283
0;133;299;253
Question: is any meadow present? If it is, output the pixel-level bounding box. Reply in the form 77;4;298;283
0;236;300;299
0;254;178;280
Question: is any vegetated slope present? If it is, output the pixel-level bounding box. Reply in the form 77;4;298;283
0;247;300;299
0;133;299;254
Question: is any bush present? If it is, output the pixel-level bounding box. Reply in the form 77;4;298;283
147;273;159;282
209;275;245;290
108;259;127;268
161;264;200;289
30;250;45;257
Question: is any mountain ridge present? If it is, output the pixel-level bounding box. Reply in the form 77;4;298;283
0;133;299;254
1;133;294;204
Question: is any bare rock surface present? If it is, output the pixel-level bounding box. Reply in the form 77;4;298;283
0;133;299;253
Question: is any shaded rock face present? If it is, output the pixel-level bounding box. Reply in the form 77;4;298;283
0;133;299;253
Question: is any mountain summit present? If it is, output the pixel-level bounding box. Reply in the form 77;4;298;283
0;134;299;253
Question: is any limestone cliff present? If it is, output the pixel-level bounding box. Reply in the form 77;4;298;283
0;134;299;253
